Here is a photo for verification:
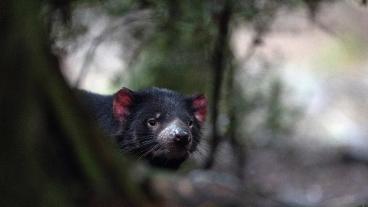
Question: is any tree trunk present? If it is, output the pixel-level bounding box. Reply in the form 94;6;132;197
0;1;152;206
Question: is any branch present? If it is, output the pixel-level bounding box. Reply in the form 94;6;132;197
204;0;233;169
74;9;153;87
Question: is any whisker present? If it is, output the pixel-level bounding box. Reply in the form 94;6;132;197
137;144;161;160
119;139;155;147
119;136;156;147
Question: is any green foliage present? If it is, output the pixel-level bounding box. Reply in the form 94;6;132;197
55;0;318;147
103;0;142;15
126;0;217;93
55;0;332;156
265;78;301;138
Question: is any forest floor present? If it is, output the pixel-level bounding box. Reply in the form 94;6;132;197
179;142;368;207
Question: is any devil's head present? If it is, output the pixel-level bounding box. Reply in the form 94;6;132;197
112;87;207;169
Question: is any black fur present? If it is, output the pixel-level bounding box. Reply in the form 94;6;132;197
77;90;120;137
79;87;206;169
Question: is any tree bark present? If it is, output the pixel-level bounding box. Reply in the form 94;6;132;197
0;1;151;206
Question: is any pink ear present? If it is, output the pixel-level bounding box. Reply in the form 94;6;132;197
192;94;208;125
113;87;134;122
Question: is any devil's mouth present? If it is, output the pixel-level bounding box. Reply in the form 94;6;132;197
152;144;190;160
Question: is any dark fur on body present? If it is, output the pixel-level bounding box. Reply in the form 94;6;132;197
78;91;119;136
79;87;207;169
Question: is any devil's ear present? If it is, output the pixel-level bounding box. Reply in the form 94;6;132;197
190;94;208;125
113;87;134;122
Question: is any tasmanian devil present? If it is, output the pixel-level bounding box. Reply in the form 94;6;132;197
79;87;207;169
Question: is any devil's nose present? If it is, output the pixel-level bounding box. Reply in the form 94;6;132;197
174;131;191;146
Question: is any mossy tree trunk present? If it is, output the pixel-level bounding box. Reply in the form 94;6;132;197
0;1;156;206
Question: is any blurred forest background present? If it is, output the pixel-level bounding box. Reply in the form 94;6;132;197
2;0;368;207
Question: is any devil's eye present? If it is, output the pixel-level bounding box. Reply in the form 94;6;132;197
188;120;193;127
147;118;157;127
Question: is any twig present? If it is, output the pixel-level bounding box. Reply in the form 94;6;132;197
74;9;153;87
204;0;233;169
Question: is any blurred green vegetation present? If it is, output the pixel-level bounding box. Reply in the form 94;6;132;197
52;0;329;166
123;1;216;93
315;34;368;72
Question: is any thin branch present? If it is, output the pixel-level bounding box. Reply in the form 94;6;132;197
204;0;233;169
74;9;153;87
